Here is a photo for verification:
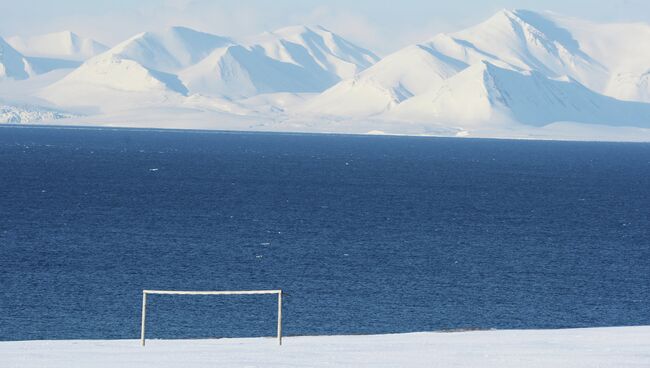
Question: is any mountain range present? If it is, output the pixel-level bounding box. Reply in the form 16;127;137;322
1;9;650;140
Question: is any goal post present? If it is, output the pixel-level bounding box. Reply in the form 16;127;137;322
140;289;283;346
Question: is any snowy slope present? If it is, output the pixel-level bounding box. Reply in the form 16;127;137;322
179;44;333;98
48;55;187;94
1;327;649;368
38;27;228;107
422;10;608;89
392;62;650;128
39;55;189;111
0;37;29;80
307;9;611;117
382;8;650;103
106;27;232;73
421;9;650;102
302;44;466;116
245;25;378;81
43;25;379;103
7;31;108;61
180;26;379;98
542;12;650;102
23;57;81;75
305;9;650;129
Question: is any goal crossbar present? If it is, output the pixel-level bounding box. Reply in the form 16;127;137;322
140;289;283;346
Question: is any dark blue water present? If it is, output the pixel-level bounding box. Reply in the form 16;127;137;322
1;126;649;341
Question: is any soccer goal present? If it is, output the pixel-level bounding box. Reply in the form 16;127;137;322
140;289;283;346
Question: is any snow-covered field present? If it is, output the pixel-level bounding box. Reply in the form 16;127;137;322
2;327;649;367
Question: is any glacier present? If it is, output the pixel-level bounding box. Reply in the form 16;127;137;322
0;101;75;123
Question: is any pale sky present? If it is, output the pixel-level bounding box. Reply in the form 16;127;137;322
1;0;649;54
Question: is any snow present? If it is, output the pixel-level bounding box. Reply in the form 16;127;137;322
391;61;650;128
180;25;378;98
1;327;649;368
301;44;465;117
302;9;650;134
40;55;189;110
41;25;378;104
0;69;74;103
108;27;232;73
546;12;650;102
3;9;650;141
7;31;108;61
3;32;106;77
37;27;230;104
243;25;379;80
0;37;29;80
0;101;75;123
179;44;335;98
23;57;81;75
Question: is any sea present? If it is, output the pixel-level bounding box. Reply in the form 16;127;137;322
1;125;649;341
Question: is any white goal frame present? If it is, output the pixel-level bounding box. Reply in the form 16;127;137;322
140;289;283;346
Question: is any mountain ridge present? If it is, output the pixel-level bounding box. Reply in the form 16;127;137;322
44;24;380;102
305;9;650;130
2;10;650;141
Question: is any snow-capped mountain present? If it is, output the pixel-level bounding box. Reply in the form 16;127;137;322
39;27;231;107
306;9;650;129
179;44;329;98
7;31;108;61
39;57;190;111
338;8;650;106
105;26;232;73
180;25;379;98
417;9;650;103
300;43;466;116
3;10;650;140
391;61;650;128
245;25;378;80
42;25;379;104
